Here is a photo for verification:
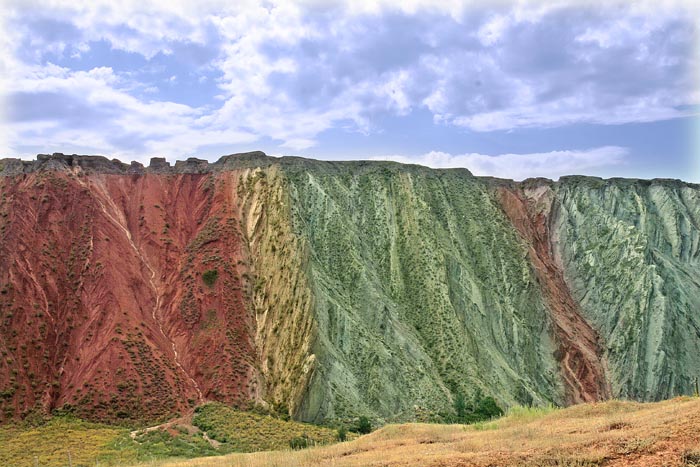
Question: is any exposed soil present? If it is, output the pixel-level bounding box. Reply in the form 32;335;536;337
0;169;258;422
497;184;611;404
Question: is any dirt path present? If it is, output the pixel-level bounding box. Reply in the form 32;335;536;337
129;416;220;449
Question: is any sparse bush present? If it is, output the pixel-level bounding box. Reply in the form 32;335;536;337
289;433;313;450
448;389;504;424
272;402;290;421
475;395;503;420
356;416;372;434
202;269;219;287
682;450;700;466
454;392;467;421
337;426;347;441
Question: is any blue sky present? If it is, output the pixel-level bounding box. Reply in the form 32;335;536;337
1;0;698;181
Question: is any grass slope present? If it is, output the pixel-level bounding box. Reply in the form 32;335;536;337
0;417;132;467
124;397;700;467
0;403;344;467
0;416;219;467
192;402;343;451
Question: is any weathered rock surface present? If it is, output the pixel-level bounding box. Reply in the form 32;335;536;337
283;163;563;422
0;152;698;424
0;167;260;422
496;181;610;404
550;177;700;401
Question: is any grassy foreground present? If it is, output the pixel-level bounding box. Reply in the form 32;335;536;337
0;403;343;467
125;397;700;467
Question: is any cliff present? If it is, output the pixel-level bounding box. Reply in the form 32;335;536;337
0;152;698;423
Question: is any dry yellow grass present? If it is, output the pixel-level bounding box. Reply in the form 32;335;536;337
125;397;700;467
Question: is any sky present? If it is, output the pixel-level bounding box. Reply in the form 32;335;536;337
0;0;698;181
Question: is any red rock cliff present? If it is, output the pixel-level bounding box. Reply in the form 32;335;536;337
0;168;259;422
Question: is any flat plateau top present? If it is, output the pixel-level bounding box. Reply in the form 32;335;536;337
0;151;696;188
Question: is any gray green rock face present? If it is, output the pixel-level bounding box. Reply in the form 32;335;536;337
259;161;700;422
551;177;700;401
279;162;564;422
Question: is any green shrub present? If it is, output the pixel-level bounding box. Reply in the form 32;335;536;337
454;393;467;421
448;389;504;424
356;416;372;434
682;449;700;466
475;395;503;420
192;402;341;452
337;426;347;442
202;269;219;287
289;433;313;450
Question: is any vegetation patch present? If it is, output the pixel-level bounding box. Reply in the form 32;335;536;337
0;416;133;467
682;450;700;467
124;426;222;459
0;415;222;466
455;391;503;424
192;402;344;452
355;415;372;434
0;404;346;466
202;269;219;287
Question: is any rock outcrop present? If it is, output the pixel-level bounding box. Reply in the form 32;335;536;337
0;152;698;424
551;177;700;401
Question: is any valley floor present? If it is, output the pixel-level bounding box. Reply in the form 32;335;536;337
127;397;700;467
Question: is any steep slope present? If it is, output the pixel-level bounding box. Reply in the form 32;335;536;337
495;180;610;404
281;161;564;422
0;164;259;422
236;165;318;418
551;177;700;401
1;153;699;425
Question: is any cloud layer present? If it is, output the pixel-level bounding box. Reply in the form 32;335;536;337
1;0;698;164
372;146;628;180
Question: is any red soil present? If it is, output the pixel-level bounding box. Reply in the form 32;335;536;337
0;169;257;422
497;184;610;404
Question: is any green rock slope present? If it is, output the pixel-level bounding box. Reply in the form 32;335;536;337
278;160;564;422
551;177;700;401
260;159;700;421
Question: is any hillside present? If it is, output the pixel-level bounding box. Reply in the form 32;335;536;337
125;397;700;467
0;403;344;467
1;152;699;424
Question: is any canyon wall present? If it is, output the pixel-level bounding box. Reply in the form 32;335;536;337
1;153;698;424
552;177;700;401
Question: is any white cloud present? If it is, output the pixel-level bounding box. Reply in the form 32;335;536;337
1;0;698;156
372;146;628;180
477;14;510;46
204;0;697;141
3;62;257;161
